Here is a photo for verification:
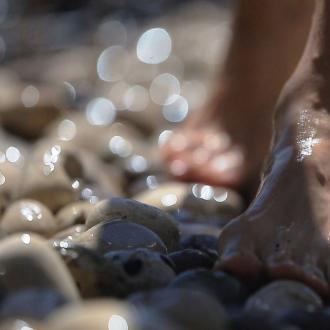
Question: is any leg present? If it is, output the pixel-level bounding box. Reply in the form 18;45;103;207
163;0;313;189
218;0;330;296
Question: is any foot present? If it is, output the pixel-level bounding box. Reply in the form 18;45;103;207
161;90;272;189
216;76;330;296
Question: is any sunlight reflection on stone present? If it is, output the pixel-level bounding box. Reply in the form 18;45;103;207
86;97;116;126
21;85;39;108
146;175;159;189
161;193;178;207
21;202;42;222
128;154;148;173
21;233;31;245
58;119;77;141
162;95;188;122
6;146;20;163
192;184;214;200
124;85;149;112
109;135;133;157
150;73;180;105
137;28;172;64
97;45;130;82
158;130;173;146
0;171;5;185
108;314;128;330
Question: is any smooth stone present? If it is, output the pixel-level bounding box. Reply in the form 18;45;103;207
169;270;249;307
86;197;179;251
1;199;57;236
134;182;244;223
244;280;323;317
169;249;215;273
230;311;280;330
51;224;85;242
57;245;175;298
73;220;167;254
17;142;122;212
0;289;67;320
131;288;228;330
101;248;175;297
0;234;79;301
46;300;138;330
0;161;21;215
55;201;93;230
274;308;330;330
179;223;221;241
181;234;219;257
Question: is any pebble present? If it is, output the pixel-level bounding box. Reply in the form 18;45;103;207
86;197;180;251
0;234;79;301
73;220;167;254
181;234;219;257
134;182;244;224
169;249;216;273
55;201;93;230
1;199;57;236
244;280;323;317
52;224;85;242
17;142;122;212
131;288;228;330
46;300;138;330
170;270;249;307
57;245;175;298
0;289;67;320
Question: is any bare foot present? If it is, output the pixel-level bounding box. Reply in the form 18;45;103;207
217;72;330;296
162;0;312;190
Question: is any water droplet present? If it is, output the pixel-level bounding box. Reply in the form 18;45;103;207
137;28;172;64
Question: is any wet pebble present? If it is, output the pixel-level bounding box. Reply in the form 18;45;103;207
55;201;93;230
134;182;244;225
57;245;175;298
181;234;219;257
1;199;57;236
170;269;249;307
244;280;323;317
0;234;79;301
86;197;180;251
131;288;228;330
73;219;167;254
169;249;215;273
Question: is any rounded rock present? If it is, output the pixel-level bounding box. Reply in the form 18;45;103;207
86;197;179;251
0;234;79;301
244;280;323;317
73;220;167;254
1;199;57;236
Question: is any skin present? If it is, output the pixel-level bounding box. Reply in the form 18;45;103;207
162;0;313;191
217;0;330;297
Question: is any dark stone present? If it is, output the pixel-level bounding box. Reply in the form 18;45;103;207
169;269;249;307
169;249;215;273
181;234;219;258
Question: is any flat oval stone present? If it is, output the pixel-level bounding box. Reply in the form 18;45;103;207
1;199;57;237
170;270;249;307
46;300;138;330
244;280;323;317
86;197;179;251
0;234;79;301
134;182;244;224
169;249;215;273
131;288;228;330
73;220;167;254
55;201;93;231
